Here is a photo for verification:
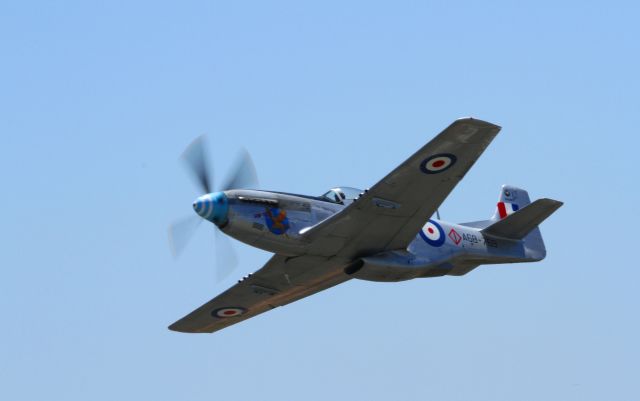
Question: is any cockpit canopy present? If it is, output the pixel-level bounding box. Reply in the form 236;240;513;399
320;187;364;204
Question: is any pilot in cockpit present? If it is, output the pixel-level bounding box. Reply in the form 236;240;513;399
320;187;363;205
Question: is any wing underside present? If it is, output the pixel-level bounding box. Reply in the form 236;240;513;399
169;255;350;333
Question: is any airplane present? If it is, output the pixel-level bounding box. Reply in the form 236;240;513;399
168;117;563;334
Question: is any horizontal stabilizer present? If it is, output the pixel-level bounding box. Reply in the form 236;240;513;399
481;198;563;240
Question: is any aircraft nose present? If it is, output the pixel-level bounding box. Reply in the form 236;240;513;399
192;192;229;225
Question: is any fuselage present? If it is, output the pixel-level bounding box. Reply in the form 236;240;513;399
192;187;546;282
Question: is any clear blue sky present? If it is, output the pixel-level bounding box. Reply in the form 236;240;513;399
1;1;638;400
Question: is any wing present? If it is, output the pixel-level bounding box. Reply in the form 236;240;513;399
169;254;350;333
304;117;501;258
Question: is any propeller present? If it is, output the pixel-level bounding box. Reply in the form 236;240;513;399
168;135;258;281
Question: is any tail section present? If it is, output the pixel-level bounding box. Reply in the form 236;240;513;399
461;185;563;261
487;185;562;260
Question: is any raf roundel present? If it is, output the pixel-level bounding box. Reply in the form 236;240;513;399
419;219;446;247
212;307;247;318
420;153;457;174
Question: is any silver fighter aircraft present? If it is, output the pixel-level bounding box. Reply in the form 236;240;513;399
168;118;562;333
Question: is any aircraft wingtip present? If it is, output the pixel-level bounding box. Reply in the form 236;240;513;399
455;117;501;130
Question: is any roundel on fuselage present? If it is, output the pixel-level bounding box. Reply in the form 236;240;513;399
419;219;445;247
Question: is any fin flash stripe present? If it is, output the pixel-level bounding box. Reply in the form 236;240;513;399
497;202;519;219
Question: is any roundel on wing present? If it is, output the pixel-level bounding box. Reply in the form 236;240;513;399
212;307;247;318
419;219;446;247
420;153;457;174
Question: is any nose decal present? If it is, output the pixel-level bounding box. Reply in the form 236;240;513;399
264;207;289;235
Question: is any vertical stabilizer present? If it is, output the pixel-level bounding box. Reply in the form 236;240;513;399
491;185;531;221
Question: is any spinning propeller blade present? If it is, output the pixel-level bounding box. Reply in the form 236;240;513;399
168;215;202;258
221;148;259;191
170;136;259;282
215;229;238;281
181;135;213;194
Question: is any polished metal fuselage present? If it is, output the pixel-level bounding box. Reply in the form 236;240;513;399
213;189;544;282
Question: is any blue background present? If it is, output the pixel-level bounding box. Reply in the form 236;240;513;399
1;1;638;400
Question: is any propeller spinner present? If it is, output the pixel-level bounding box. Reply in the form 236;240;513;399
192;192;229;226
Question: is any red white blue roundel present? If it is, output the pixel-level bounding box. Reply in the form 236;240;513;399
212;307;247;318
419;219;445;247
420;153;457;174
